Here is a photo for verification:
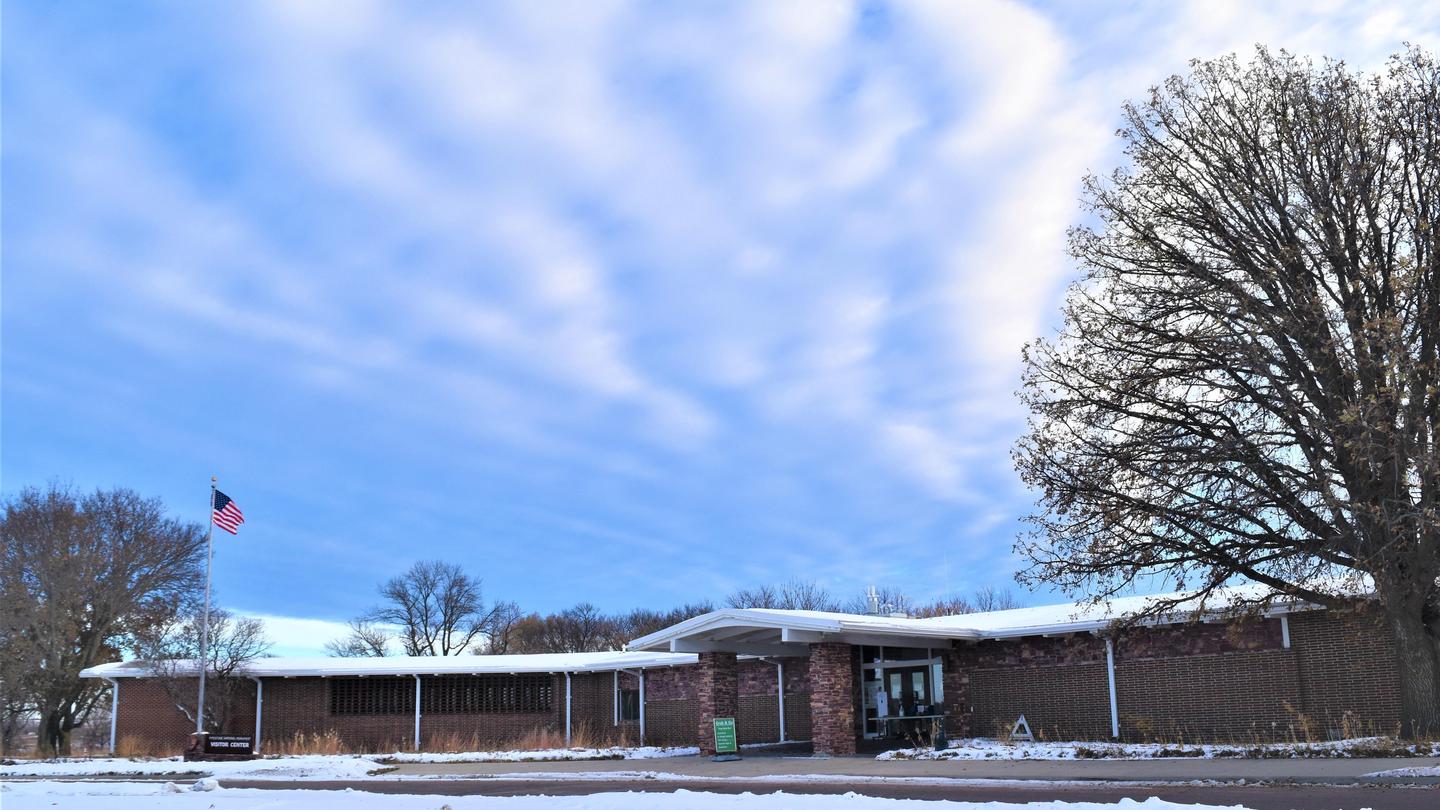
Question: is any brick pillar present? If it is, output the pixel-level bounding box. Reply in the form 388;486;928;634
696;651;738;755
808;642;856;756
942;646;970;739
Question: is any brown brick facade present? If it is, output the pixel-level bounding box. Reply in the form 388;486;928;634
808;642;856;755
694;652;738;755
105;609;1404;754
114;678;255;756
942;611;1403;743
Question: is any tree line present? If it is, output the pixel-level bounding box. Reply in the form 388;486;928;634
325;564;1019;656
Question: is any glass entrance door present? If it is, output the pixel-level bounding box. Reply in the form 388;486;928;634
860;646;943;739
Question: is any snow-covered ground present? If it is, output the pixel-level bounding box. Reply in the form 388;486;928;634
0;746;697;779
0;781;1255;810
0;753;386;780
376;745;699;763
879;736;1440;761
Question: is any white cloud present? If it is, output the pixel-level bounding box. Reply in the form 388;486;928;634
9;0;1440;614
241;613;356;657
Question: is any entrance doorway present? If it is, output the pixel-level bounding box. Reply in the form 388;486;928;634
859;646;944;741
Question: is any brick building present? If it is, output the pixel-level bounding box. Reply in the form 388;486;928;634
83;588;1401;756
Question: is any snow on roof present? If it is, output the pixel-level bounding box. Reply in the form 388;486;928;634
627;582;1346;651
910;582;1321;638
624;606;984;652
80;650;697;680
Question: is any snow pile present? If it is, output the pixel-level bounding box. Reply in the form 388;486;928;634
0;781;1259;809
1365;764;1440;777
879;736;1440;761
375;745;699;763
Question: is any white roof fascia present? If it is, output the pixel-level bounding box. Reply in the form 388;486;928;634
79;651;698;680
625;607;984;652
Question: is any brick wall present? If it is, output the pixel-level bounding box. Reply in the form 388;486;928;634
1116;649;1301;741
809;642;856;755
1290;609;1402;735
950;611;1403;743
695;652;738;755
263;676;418;751
114;678;256;755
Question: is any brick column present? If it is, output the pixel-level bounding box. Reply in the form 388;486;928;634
695;651;738;755
808;642;856;756
942;646;970;739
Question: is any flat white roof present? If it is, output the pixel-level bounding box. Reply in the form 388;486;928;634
81;650;697;680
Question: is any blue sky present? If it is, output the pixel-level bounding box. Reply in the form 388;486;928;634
5;1;1438;656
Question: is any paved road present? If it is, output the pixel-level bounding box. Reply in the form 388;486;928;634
222;777;1439;809
386;755;1440;784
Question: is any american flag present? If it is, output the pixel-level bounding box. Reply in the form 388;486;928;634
212;489;245;535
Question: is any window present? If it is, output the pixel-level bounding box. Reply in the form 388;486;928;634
619;688;640;722
421;675;554;714
329;678;414;716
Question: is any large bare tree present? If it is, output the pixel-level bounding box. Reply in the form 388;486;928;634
331;560;501;656
0;484;206;755
1015;48;1440;736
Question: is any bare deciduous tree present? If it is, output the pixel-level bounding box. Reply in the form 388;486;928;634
912;587;1021;618
726;579;839;612
134;608;271;733
1014;48;1440;736
336;561;501;656
1;484;206;756
477;601;523;654
324;620;391;657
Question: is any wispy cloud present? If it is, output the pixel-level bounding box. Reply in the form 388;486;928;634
4;0;1438;621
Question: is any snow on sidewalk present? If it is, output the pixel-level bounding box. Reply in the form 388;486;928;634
0;746;698;779
377;745;699;763
0;780;1254;810
880;736;1440;761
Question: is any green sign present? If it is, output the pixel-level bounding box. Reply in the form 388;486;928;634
712;717;737;754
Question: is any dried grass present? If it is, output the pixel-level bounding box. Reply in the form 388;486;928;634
115;735;177;758
263;729;347;756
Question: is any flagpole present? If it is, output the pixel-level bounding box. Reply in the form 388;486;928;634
196;476;217;735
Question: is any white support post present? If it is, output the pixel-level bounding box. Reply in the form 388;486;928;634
250;677;264;754
613;670;619;726
762;658;786;743
107;679;120;755
1104;637;1120;739
777;661;786;743
413;675;422;751
1280;615;1291;648
565;672;573;746
618;668;646;745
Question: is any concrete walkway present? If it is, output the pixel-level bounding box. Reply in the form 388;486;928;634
387;753;1440;785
